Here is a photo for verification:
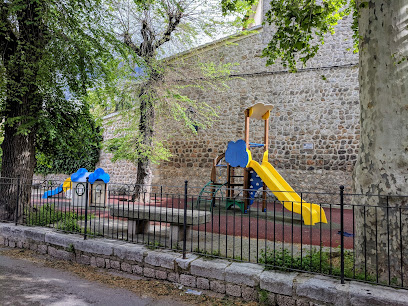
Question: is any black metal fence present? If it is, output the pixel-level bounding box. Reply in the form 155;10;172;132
0;177;407;289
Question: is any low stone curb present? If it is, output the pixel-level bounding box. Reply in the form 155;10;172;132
1;223;408;305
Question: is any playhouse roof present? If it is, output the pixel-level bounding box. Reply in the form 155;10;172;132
246;103;274;120
71;168;110;184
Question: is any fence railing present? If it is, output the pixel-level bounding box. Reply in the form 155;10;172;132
0;177;407;289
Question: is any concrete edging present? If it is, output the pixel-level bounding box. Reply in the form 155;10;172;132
1;223;407;305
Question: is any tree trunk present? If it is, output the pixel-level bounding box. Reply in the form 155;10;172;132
133;83;156;201
353;0;408;284
0;2;43;221
0;96;38;221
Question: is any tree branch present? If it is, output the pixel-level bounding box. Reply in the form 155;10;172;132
124;31;141;56
153;10;183;50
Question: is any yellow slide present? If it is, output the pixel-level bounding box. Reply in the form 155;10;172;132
62;177;72;192
247;156;327;225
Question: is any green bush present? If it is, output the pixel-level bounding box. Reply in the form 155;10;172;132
25;204;90;233
259;247;375;282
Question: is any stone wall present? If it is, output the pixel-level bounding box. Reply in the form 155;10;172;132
97;6;360;194
96;112;139;185
2;223;408;305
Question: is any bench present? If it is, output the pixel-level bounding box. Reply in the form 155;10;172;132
110;206;211;243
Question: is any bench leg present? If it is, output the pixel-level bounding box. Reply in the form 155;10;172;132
170;224;190;244
128;220;149;237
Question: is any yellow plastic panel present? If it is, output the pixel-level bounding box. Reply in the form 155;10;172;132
62;177;72;192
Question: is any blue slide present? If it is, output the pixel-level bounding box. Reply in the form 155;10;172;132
42;184;63;199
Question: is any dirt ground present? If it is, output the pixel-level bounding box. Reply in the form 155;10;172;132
0;247;258;306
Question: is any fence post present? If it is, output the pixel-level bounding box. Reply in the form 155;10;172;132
15;177;21;226
183;180;188;259
84;177;89;240
340;185;345;284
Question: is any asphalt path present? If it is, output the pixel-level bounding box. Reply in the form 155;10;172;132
0;248;184;306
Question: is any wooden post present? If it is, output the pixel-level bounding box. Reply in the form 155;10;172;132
244;109;250;212
227;164;231;199
264;111;269;154
244;109;250;150
262;112;270;212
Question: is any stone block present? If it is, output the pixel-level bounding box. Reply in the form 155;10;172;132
190;258;230;281
110;260;120;270
348;281;408;306
17;241;23;248
260;270;297;296
175;253;198;270
267;293;276;305
276;294;296;306
105;259;111;269
90;257;97;267
144;267;156;278
29;243;38;251
226;284;241;297
196;278;210;290
132;265;143;275
96;257;105;268
45;232;77;248
210;280;225;293
121;262;132;273
113;244;146;262
23;228;46;242
48;246;74;261
180;274;196;287
225;262;264;287
1;225;24;239
8;240;16;248
296;299;311;306
242;286;258;302
37;244;47;254
296;275;344;305
78;255;91;265
156;270;168;280
168;272;179;283
0;235;4;245
145;251;180;270
74;240;113;256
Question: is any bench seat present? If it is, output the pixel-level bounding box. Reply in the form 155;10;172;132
110;205;211;243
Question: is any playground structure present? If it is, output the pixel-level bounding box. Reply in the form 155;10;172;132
198;103;328;226
42;168;110;207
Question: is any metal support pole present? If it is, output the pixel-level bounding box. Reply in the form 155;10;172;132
183;180;188;259
84;178;89;240
340;185;345;284
15;177;20;226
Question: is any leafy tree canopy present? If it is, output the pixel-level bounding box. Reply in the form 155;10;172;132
0;0;127;176
221;0;358;71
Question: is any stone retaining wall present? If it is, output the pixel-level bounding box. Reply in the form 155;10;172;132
1;223;407;305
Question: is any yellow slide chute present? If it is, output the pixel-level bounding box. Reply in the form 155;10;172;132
247;152;327;226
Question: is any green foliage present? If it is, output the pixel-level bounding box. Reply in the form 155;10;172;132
259;247;375;282
25;203;91;233
222;0;359;71
35;102;102;175
258;288;269;304
0;0;127;178
221;0;259;28
262;0;352;71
